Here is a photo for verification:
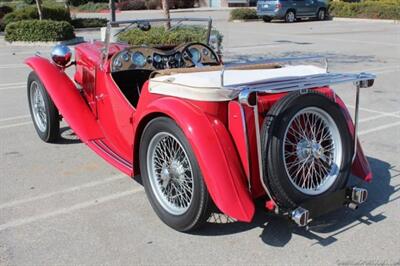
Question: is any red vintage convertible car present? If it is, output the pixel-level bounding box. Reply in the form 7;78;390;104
25;18;375;231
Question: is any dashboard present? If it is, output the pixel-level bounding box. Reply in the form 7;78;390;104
110;42;220;72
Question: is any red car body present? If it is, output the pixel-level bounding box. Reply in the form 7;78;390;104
25;41;372;223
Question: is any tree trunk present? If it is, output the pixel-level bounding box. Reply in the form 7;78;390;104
35;0;43;20
64;0;70;15
162;0;171;30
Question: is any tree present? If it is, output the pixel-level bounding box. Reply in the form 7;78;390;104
162;0;171;30
35;0;43;20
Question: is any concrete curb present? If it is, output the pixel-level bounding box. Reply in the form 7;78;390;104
332;17;399;24
231;19;261;23
5;37;85;47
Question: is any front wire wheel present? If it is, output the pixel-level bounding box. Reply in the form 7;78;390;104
139;117;212;232
261;91;352;208
27;71;60;143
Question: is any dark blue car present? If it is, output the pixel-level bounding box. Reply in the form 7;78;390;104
257;0;328;22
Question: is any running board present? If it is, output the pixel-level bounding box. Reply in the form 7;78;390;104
88;139;133;176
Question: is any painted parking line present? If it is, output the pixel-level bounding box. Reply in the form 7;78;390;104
360;111;400;123
0;82;26;87
0;121;32;129
0;188;143;231
0;85;25;91
0;115;30;122
0;64;26;69
359;121;400;136
0;174;126;209
347;105;400;118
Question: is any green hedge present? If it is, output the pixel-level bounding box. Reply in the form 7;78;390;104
230;8;258;20
74;2;108;12
71;17;107;28
2;6;70;29
329;1;400;20
5;19;75;42
118;26;223;47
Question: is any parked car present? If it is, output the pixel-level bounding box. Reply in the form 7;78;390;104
25;17;375;232
257;0;328;22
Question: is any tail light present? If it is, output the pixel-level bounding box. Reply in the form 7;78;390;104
276;3;282;9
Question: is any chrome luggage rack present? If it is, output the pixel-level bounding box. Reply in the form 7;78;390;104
224;56;376;213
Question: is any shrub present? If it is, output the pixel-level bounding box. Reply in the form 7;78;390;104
0;5;13;14
5;19;75;42
71;17;107;28
118;25;223;47
69;0;108;6
75;2;109;12
145;0;160;9
230;8;258;20
329;1;400;20
2;6;70;27
23;0;35;4
117;0;146;10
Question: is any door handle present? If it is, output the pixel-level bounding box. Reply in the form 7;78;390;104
95;93;106;101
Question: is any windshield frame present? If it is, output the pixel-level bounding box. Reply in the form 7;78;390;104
101;17;213;69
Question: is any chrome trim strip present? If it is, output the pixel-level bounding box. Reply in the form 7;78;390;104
92;139;133;170
239;105;251;191
252;94;279;210
352;82;361;162
230;72;376;94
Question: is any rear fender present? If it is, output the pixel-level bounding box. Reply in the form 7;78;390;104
135;97;255;222
336;95;372;182
25;56;102;142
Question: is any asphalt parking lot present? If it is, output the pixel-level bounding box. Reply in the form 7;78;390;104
0;9;399;265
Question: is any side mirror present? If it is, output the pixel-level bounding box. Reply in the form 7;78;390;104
51;45;72;67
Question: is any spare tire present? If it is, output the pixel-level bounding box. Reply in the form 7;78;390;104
261;91;352;208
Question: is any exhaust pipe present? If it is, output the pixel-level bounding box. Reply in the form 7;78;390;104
291;207;310;227
351;187;368;204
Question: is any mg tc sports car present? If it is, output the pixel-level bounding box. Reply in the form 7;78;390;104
25;18;375;232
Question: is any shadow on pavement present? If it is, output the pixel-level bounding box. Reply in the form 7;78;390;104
195;157;397;247
57;126;81;144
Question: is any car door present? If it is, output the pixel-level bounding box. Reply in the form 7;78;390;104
304;0;318;16
94;67;135;165
292;0;307;16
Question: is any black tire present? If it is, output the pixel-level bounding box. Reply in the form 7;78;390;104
261;91;352;208
317;8;326;20
27;71;60;143
262;16;272;22
139;117;212;232
285;10;296;23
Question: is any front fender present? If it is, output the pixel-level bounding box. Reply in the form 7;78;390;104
135;97;255;222
25;56;102;142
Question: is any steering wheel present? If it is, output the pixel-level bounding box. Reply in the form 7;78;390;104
181;42;219;68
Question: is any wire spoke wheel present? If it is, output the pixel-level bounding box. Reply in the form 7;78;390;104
283;107;342;195
147;132;194;215
30;81;47;132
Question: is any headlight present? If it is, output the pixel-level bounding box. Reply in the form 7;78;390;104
132;52;146;67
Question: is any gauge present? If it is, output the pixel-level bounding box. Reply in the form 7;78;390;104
154;54;162;63
189;47;201;63
131;52;146;67
121;52;130;62
147;56;153;64
113;59;122;70
202;48;209;56
174;52;181;61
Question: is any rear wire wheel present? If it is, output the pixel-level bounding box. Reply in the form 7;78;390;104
139;117;212;232
261;91;352;208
